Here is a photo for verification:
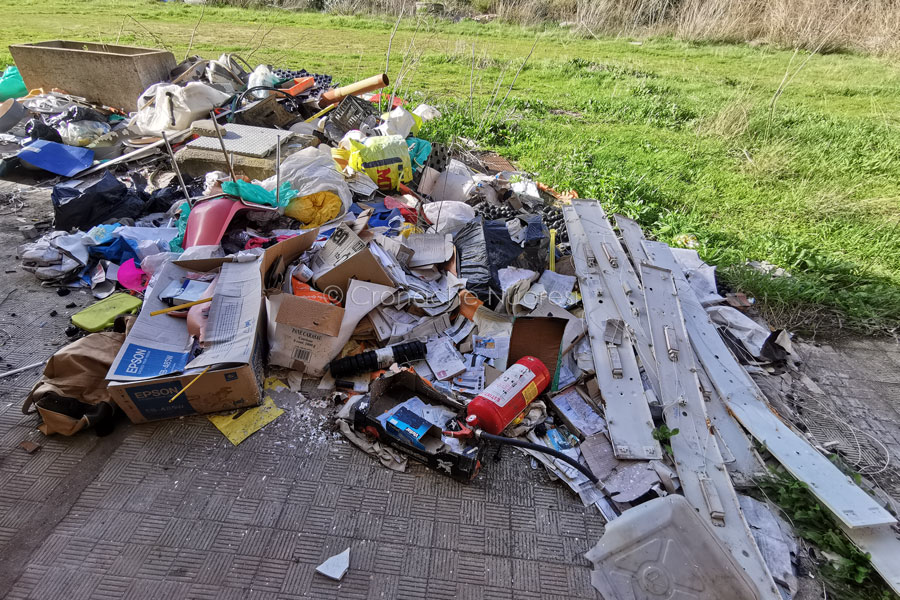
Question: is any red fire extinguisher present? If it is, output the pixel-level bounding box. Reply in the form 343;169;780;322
465;356;550;435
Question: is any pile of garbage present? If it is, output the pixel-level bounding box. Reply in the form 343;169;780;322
2;40;899;600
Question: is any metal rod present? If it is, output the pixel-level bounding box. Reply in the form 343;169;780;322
210;110;237;182
275;134;281;206
161;131;191;203
0;360;46;380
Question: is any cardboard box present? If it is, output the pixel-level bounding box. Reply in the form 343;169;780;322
107;255;265;423
261;230;395;375
350;370;481;482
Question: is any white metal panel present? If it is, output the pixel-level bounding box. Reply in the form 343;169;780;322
564;206;661;460
839;523;900;594
641;263;781;600
614;212;764;484
571;200;658;396
613;213;650;269
642;239;896;530
697;363;766;487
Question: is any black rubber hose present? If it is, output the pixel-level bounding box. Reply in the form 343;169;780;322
478;431;599;483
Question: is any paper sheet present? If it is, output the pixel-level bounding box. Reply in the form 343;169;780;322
538;270;576;307
310;223;366;275
498;267;538;293
187;260;263;370
444;315;475;344
208;383;284;445
404;233;453;267
551;387;606;437
425;336;466;380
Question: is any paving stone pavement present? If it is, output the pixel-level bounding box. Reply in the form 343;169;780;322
3;185;900;599
0;190;603;600
790;338;900;499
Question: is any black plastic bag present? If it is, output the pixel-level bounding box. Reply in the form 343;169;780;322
454;217;523;304
52;171;146;231
48;105;107;127
24;118;63;144
145;176;202;214
514;214;550;273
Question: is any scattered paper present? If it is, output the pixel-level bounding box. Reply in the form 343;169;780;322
425;336;466;381
538;270;576;307
311;223;366;275
316;548;350;581
404;233;454;267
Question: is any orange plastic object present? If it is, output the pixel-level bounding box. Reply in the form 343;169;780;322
282;76;314;96
291;279;340;305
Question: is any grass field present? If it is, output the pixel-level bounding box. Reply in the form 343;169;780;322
3;0;900;334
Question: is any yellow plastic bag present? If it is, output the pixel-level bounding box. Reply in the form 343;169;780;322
332;135;412;191
284;191;342;227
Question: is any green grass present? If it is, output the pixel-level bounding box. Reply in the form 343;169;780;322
3;0;900;333
759;469;896;600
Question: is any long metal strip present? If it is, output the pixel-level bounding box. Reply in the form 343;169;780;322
564;206;661;460
641;239;896;530
696;362;766;487
641;263;781;600
615;211;764;484
613;213;650;269
571;200;659;396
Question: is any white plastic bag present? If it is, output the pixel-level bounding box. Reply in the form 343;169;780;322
260;146;353;217
413;103;441;122
247;65;278;99
377;106;421;138
423;201;476;234
131;82;231;135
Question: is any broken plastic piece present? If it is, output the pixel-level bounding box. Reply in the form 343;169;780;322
585;495;761;600
316;548;350;581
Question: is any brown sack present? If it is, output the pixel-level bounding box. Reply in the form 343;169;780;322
23;331;126;436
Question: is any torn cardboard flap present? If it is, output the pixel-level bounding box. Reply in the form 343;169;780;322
267;278;396;375
313;246;394;301
508;316;567;384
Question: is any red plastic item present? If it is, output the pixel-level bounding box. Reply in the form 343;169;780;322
465;356;550;435
282;76;315;96
369;93;406;109
291;280;340;305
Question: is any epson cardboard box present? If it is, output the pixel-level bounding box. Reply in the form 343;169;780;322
106;255;265;423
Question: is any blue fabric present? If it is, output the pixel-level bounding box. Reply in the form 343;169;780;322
88;237;140;265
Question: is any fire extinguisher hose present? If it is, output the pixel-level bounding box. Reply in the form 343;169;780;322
478;431;599;484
